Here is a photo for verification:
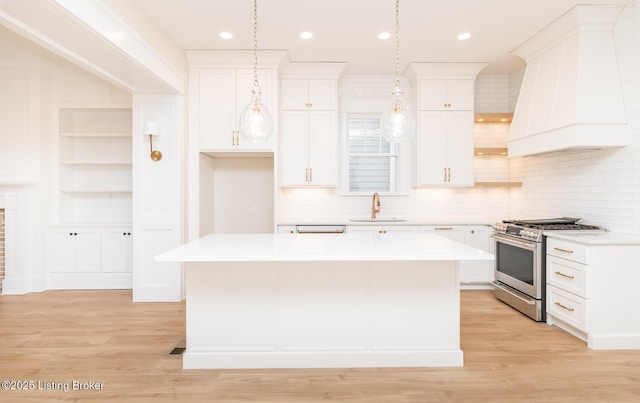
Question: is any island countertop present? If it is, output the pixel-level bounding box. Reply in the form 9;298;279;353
155;232;495;263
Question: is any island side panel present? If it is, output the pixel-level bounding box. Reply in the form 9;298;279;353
185;262;278;353
183;260;462;369
369;260;460;351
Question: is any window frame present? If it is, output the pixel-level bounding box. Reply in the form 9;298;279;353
339;99;409;196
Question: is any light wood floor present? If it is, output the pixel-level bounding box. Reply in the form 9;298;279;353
0;290;639;402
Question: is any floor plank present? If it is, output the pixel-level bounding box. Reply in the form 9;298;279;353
0;290;639;402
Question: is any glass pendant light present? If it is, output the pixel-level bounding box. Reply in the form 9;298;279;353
238;0;273;144
381;0;413;142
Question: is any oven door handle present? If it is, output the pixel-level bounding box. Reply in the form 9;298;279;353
491;235;538;250
492;281;536;305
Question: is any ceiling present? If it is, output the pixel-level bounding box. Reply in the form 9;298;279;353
134;0;630;75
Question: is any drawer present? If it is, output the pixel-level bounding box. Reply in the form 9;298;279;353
546;238;588;264
547;256;588;298
547;284;587;332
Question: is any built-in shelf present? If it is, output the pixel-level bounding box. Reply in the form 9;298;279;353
474;147;508;156
474;113;513;123
474;181;522;188
58;108;132;225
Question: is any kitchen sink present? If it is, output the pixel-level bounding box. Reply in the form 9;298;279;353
349;217;408;223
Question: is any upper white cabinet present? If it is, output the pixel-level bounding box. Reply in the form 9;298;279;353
418;110;474;186
195;68;277;151
281;79;337;111
281;109;337;186
419;80;474;111
279;63;346;187
405;63;486;187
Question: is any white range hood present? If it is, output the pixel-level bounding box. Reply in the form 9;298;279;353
508;5;627;157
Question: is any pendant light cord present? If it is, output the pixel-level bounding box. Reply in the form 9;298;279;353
252;0;259;88
394;0;400;89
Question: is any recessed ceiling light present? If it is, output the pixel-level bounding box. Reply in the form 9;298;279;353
457;32;471;41
219;32;233;39
300;32;313;39
378;32;391;40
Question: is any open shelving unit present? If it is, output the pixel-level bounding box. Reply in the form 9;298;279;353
58;108;133;224
473;113;522;188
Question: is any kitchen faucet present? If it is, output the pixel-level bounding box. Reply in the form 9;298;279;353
371;192;381;219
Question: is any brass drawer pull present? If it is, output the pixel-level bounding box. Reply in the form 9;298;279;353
554;271;575;279
555;301;575;312
554;247;574;254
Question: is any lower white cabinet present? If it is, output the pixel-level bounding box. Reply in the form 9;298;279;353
47;226;132;289
48;228;101;273
465;226;494;284
545;234;640;350
344;224;494;287
101;228;133;273
347;225;419;234
421;225;494;287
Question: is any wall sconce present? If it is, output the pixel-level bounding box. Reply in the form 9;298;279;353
144;121;162;161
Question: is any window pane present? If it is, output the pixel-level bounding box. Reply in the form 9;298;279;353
347;114;399;193
349;156;398;192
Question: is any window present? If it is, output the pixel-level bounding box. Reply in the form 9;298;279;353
347;115;398;192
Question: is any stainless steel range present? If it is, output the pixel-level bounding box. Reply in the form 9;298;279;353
491;217;604;322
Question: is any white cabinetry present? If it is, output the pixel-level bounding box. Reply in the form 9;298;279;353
347;225;419;234
465;226;494;284
545;234;640;349
405;64;486;187
48;228;101;273
101;228;133;273
418;111;474;186
421;225;494;287
47;226;132;289
195;68;277;151
281;78;338;186
419;80;474;111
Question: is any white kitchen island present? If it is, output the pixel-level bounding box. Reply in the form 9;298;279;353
156;232;494;369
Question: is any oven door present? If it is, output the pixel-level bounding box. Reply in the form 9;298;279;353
492;234;543;299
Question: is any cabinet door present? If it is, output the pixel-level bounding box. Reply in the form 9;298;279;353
281;79;309;110
419;80;448;110
280;111;310;186
48;231;76;273
445;111;474;186
445;80;474;110
307;111;337;186
102;229;132;273
417;111;448;185
419;80;473;111
308;79;337;110
198;69;236;150
417;111;474;186
466;226;494;283
75;230;101;273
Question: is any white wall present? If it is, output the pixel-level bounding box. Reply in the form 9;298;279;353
508;0;640;235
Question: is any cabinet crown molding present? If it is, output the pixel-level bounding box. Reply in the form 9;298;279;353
403;63;488;82
281;62;348;79
186;50;289;69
